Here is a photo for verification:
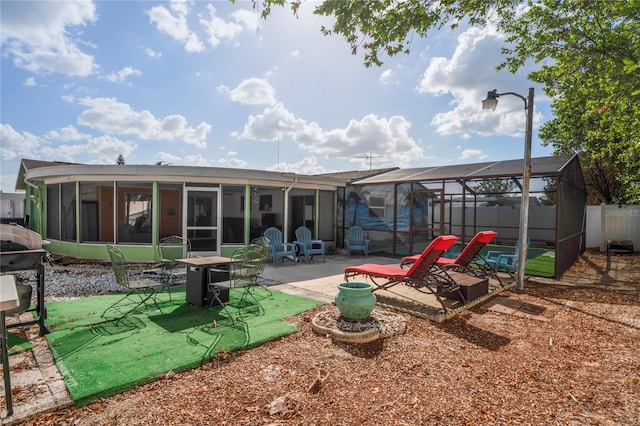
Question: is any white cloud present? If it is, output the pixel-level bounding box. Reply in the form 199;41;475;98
416;25;543;139
155;152;182;165
379;69;394;85
106;67;142;83
267;156;328;175
0;0;97;76
1;123;136;165
184;33;205;52
146;48;162;58
231;102;299;141
170;0;192;16
219;78;277;106
231;9;260;33
75;97;211;147
0;124;42;161
183;154;212;167
39;135;136;163
217;157;249;168
148;3;260;51
459;149;487;160
147;5;190;41
147;3;205;53
179;153;247;168
23;77;37;86
199;5;245;48
233;103;424;168
46;125;90;142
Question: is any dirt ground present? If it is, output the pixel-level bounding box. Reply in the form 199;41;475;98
22;251;640;425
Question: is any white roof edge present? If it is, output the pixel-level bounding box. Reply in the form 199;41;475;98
23;164;349;187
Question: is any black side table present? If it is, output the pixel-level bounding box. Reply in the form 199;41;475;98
606;240;634;255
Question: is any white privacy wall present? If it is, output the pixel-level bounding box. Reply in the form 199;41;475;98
448;204;638;252
585;206;601;248
598;205;640;251
586;205;639;251
447;205;556;243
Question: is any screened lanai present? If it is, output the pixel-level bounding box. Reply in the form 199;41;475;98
337;154;586;279
15;159;346;262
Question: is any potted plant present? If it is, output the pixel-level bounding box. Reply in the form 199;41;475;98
334;282;376;320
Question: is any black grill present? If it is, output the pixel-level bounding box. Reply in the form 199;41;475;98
0;224;49;335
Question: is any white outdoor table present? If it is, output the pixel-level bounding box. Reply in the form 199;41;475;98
1;274;20;417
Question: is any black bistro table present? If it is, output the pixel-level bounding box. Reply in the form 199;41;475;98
176;256;232;307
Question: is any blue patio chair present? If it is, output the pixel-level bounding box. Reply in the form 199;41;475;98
294;226;326;263
263;227;297;267
485;238;530;277
346;226;369;257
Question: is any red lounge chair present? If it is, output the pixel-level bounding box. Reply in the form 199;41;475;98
400;231;500;283
344;235;466;312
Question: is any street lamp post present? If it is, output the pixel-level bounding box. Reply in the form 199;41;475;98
482;87;534;291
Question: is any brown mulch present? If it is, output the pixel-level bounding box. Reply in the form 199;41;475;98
23;251;640;425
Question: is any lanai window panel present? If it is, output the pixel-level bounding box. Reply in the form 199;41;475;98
60;183;76;242
117;183;153;244
158;183;183;240
221;184;244;244
80;183;109;243
46;184;61;240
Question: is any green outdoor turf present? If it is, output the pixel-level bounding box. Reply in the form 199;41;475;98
44;287;322;407
524;251;556;278
6;331;34;355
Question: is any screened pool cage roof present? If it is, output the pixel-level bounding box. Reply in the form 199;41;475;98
352;154;575;185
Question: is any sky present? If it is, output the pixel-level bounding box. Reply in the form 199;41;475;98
0;0;554;193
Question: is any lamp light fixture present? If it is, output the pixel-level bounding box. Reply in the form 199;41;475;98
481;89;499;111
481;87;535;291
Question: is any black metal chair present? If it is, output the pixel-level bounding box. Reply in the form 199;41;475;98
158;235;191;299
103;244;164;319
208;245;268;322
246;240;272;297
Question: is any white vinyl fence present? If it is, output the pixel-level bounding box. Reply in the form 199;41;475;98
586;205;639;252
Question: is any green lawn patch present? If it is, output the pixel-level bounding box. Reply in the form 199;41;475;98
6;330;34;355
524;250;556;278
44;287;322;407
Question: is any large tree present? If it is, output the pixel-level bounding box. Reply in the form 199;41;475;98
499;1;640;204
253;0;640;203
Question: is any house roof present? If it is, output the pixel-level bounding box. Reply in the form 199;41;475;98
353;154;578;185
314;167;399;182
21;159;79;170
16;159;79;191
15;154;580;191
15;158;351;192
